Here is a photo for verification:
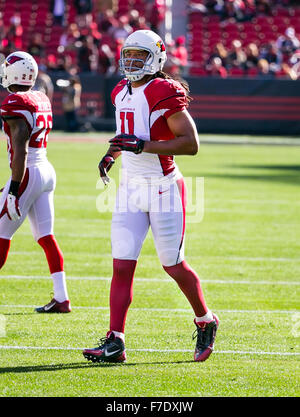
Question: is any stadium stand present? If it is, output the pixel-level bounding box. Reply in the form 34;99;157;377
187;0;300;78
0;0;299;80
0;0;158;75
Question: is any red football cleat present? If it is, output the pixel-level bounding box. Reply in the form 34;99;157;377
193;314;219;362
35;298;71;313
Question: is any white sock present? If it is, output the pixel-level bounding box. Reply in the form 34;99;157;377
112;331;125;342
195;311;214;323
52;271;69;302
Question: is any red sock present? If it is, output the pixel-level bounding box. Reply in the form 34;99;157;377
38;234;64;274
109;259;137;333
163;260;208;317
0;238;11;269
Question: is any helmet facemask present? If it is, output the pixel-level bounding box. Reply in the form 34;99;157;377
0;53;5;87
119;47;154;82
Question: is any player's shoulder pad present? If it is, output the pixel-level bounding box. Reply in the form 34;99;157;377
1;92;28;108
144;77;186;110
111;78;128;105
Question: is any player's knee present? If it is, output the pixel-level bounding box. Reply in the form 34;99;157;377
38;234;64;273
38;233;59;247
159;248;184;270
163;260;188;280
113;258;137;278
111;235;140;260
163;263;178;279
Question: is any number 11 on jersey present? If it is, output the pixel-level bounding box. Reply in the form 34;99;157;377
120;111;134;135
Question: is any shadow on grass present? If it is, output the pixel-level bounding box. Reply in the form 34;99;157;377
202;169;300;186
0;360;195;374
204;163;300;186
230;164;300;171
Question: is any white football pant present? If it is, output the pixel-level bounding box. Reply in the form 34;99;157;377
0;161;56;241
111;177;186;267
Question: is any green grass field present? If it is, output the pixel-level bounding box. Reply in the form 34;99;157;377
0;132;299;398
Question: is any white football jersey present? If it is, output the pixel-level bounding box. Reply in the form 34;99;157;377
111;77;188;180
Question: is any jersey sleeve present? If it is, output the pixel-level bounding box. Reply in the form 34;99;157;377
1;94;34;131
156;94;187;120
144;78;188;120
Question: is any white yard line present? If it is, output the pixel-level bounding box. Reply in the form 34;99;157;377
0;275;299;286
52;196;300;206
16;232;108;239
0;345;298;356
6;252;300;262
0;304;298;314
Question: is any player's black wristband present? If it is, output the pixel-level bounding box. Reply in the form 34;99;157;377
8;180;20;197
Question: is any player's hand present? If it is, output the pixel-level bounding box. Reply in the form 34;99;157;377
98;154;115;185
109;134;145;154
6;194;21;221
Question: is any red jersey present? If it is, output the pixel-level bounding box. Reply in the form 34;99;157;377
0;90;52;167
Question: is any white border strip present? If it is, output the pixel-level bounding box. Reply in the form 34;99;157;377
0;275;299;286
0;305;298;314
0;345;298;356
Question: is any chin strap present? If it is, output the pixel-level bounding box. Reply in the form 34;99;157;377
127;79;132;95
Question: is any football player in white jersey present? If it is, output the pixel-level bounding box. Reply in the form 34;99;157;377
83;30;218;363
0;51;71;313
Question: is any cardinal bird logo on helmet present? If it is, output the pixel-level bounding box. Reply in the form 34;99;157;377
6;55;24;65
156;40;166;52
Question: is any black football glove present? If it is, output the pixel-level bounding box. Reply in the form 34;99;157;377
98;153;115;185
109;134;145;154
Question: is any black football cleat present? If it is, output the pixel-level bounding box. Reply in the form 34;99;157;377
83;331;126;363
35;298;71;313
193;313;219;362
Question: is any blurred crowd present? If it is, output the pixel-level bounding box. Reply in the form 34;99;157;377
0;0;300;80
188;0;299;22
0;0;184;78
205;26;300;79
187;0;300;79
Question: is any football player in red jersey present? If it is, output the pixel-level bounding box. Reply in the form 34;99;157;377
0;51;71;313
83;30;218;363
